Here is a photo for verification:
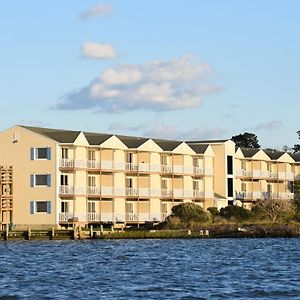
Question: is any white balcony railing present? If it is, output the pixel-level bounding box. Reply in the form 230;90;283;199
161;165;173;173
161;189;173;197
194;190;205;198
59;159;74;168
138;163;150;172
87;212;100;221
125;163;138;172
173;189;184;198
173;165;183;174
139;188;150;197
86;186;101;195
125;188;139;196
194;167;205;175
59;185;74;195
87;160;100;169
59;212;74;222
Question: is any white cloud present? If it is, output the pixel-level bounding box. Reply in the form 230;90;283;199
55;55;222;112
79;3;112;21
254;121;283;131
81;42;117;59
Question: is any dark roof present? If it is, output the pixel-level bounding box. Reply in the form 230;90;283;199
240;148;260;158
84;132;113;145
264;150;285;160
291;152;300;162
21;125;81;143
116;135;148;148
187;143;209;154
186;139;230;144
152;139;182;151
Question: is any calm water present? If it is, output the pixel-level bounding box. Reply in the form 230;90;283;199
0;239;299;299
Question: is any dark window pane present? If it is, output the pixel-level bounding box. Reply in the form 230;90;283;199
227;178;233;197
227;156;233;175
35;175;47;186
36;201;47;212
37;148;48;159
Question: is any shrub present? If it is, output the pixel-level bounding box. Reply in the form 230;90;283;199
171;202;209;223
220;205;253;221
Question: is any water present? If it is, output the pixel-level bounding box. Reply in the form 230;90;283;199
0;239;299;299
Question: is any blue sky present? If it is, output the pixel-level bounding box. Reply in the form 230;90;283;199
0;1;299;149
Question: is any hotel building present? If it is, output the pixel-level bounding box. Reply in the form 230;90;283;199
0;125;299;230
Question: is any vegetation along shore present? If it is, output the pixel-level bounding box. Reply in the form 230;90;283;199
2;198;300;240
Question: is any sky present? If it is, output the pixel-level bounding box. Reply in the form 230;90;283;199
0;1;299;149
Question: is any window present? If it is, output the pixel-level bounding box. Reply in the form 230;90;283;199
241;182;246;191
60;174;68;186
241;160;246;170
125;202;134;213
227;178;233;197
227;156;233;175
161;178;168;189
61;202;69;213
193;180;199;190
193;158;199;167
61;148;69;159
88;176;96;187
88;202;96;213
30;147;51;160
126;177;133;188
88;150;96;161
31;174;51;187
127;152;133;163
30;201;51;214
161;155;168;165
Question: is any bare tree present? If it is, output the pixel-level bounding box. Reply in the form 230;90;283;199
255;198;293;222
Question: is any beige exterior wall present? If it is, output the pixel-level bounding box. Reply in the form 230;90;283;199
0;126;57;229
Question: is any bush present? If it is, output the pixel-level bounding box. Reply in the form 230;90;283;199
171;202;209;223
220;205;253;221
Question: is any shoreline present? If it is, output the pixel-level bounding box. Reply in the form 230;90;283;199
1;223;300;241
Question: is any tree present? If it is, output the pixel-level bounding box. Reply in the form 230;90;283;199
171;202;209;223
232;132;260;148
219;205;253;221
254;198;293;222
293;130;300;153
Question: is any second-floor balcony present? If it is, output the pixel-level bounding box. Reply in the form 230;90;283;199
236;191;294;201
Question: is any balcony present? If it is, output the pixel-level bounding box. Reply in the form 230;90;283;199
161;189;173;197
193;167;205;176
86;186;101;195
161;165;173;173
87;160;100;169
59;212;74;222
138;163;150;172
59;159;74;168
59;185;74;195
125;163;138;172
125;213;161;222
236;191;294;201
87;212;100;221
193;190;205;198
173;165;183;174
59;186;86;196
125;187;139;196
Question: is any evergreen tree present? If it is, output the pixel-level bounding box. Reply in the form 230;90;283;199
293;130;300;153
232;132;260;148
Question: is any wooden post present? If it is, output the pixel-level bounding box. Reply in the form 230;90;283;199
5;224;9;241
28;227;31;240
52;227;55;240
90;225;93;238
73;226;77;240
